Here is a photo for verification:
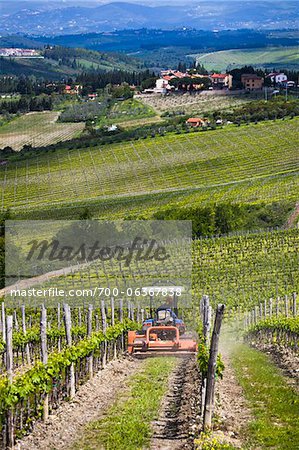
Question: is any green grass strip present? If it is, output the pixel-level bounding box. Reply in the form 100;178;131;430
231;344;299;449
72;357;177;450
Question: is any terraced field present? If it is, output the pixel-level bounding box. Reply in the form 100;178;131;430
0;111;84;151
1;118;298;217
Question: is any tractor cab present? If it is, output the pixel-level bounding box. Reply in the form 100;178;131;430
142;306;186;335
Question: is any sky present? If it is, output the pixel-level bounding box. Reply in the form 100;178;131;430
1;0;246;3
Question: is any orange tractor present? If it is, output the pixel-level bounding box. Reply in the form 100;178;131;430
128;286;197;355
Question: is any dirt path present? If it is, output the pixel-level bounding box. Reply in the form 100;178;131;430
14;357;143;450
285;201;299;229
213;343;252;448
0;261;91;298
150;355;200;450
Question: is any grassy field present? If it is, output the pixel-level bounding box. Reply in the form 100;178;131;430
72;358;176;450
232;344;299;449
192;46;299;72
0;111;84;151
1;118;298;216
98;98;157;127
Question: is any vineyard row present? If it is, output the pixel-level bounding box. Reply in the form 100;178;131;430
0;300;137;448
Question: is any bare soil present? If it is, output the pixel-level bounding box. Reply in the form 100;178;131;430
150;354;201;450
14;356;142;450
212;345;252;448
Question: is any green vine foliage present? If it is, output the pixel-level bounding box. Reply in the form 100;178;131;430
197;342;225;380
0;325;97;352
0;320;137;414
196;325;225;380
248;316;299;335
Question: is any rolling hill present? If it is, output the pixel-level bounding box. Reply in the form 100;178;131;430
1;118;298;219
193;47;299;72
1;1;298;35
0;46;141;79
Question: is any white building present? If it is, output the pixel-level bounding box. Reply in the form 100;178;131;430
268;73;288;84
154;78;172;94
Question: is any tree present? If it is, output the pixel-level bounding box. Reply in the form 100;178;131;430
141;77;157;90
111;83;133;99
229;66;256;89
178;61;187;72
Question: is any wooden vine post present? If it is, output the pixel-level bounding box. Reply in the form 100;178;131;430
57;303;61;352
110;298;117;358
87;304;93;379
200;295;211;417
63;304;75;399
6;315;14;448
202;295;211;345
2;302;6;343
101;300;107;368
203;304;225;431
21;305;30;365
40;306;49;421
292;292;297;317
119;299;124;352
285;295;289;317
269;298;273;318
276;296;280;317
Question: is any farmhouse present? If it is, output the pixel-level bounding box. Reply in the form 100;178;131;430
63;84;82;95
186;117;207;127
88;93;98;100
154;78;172;94
267;72;288;85
241;74;264;90
210;73;233;89
161;70;188;79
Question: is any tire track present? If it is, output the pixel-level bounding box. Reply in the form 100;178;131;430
150;355;200;450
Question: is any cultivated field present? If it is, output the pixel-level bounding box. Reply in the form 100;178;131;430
1;226;298;449
0;111;84;151
193;229;299;308
106;98;155;122
1;118;298;216
139;91;260;114
192;46;299;72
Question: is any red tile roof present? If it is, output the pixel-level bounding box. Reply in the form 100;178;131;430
211;73;227;79
187;117;205;123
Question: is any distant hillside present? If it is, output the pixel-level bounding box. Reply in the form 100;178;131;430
18;29;298;70
0;46;142;79
1;1;298;35
193;47;299;72
36;29;299;54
